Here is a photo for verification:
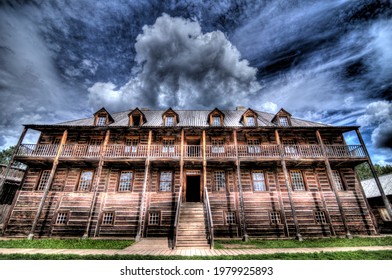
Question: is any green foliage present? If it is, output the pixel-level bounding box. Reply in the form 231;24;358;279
0;239;134;249
214;236;392;249
356;163;392;180
0;146;24;168
0;250;391;260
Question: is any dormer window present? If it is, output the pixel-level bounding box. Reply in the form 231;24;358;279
128;108;146;126
96;115;107;126
246;116;256;126
132;115;141;126
279;116;289;127
212;115;221;126
165;116;174;126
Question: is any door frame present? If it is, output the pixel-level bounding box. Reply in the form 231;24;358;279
185;174;202;202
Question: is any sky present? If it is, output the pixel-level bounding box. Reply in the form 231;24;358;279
0;0;391;164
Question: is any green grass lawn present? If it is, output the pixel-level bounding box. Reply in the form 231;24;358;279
214;236;392;249
0;239;134;249
1;250;392;260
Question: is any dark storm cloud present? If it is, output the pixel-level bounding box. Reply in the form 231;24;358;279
88;14;260;110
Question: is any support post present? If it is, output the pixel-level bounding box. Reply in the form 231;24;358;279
180;129;184;201
136;130;152;241
83;129;110;239
28;129;67;240
0;127;28;198
275;129;302;241
355;129;392;218
233;130;248;241
202;130;207;200
316;130;352;238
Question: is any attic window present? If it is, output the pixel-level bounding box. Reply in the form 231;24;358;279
246;116;256;126
96;115;107;126
132;115;141;126
279;116;290;127
212;115;221;126
165;116;175;126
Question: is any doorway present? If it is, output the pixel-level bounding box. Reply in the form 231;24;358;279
186;175;201;202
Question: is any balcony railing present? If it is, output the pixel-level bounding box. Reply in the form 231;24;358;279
237;145;280;158
15;144;367;160
0;164;25;182
17;144;59;158
325;145;366;158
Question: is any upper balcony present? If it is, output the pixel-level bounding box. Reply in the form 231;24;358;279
14;143;367;162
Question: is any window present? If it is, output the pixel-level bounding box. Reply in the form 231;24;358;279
162;139;175;153
149;212;160;225
252;171;266;191
165;116;174;126
315;211;327;224
55;212;68;225
214;171;226;191
270;211;281;224
37;170;51;191
118;171;133;191
159;171;172;191
132;115;141;126
279;116;289;126
212;115;221;126
78;170;94;191
125;138;138;153
247;139;261;154
283;139;298;155
332;170;344;191
378;208;391;222
102;212;115;225
88;138;102;155
290;170;305;191
212;139;225;153
246;116;256;126
96;115;107;126
226;212;236;225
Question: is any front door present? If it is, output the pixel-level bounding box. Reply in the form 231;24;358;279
186;175;201;202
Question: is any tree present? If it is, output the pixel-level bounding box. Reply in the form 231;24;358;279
356;162;392;180
0;146;24;168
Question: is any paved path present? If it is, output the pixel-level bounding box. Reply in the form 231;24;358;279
0;238;392;256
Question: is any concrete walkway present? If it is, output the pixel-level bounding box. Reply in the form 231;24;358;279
0;238;392;256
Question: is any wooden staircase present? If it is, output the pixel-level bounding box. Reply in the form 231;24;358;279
176;202;210;249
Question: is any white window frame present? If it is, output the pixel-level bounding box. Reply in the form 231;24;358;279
225;212;237;225
270;211;281;224
252;171;266;191
332;170;344;191
55;212;69;225
165;116;174;126
214;171;226;191
118;171;133;191
102;212;115;225
290;170;305;191
78;170;94;191
37;170;51;191
149;212;160;225
159;171;173;192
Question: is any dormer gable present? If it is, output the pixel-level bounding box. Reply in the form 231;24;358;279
93;107;114;126
240;108;258;127
128;107;146;126
208;108;225;126
162;108;179;126
271;108;292;127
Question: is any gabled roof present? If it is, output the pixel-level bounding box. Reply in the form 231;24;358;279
361;173;392;198
240;108;258;122
208;108;225;118
49;107;331;128
93;107;114;124
162;108;179;122
128;107;146;123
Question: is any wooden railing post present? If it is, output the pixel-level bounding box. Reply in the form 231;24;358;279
316;130;352;238
275;129;302;241
355;129;392;219
233;130;248;241
28;129;67;240
0;127;28;199
136;130;152;241
83;129;110;239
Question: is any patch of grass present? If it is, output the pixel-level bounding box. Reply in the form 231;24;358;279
214;236;392;249
0;250;391;260
0;239;134;250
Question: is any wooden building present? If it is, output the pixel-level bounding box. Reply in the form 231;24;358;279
0;107;387;247
362;174;392;233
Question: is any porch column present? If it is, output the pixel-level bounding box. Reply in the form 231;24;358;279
180;129;184;200
28;129;67;240
83;129;110;239
0;127;28;197
202;130;207;196
355;129;392;218
233;130;248;241
316;130;352;238
275;129;302;241
136;129;152;241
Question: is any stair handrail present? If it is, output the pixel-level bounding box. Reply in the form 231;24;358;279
173;186;183;249
203;186;214;249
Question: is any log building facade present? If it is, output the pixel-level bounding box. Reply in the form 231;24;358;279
0;107;385;246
